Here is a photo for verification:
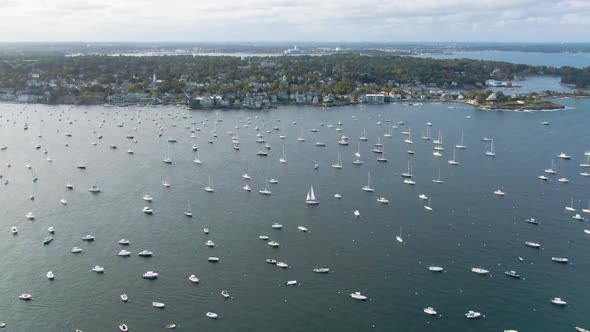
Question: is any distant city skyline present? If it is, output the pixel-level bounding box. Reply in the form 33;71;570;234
0;0;589;43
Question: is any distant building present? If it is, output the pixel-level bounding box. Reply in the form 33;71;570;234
365;94;385;104
284;45;304;55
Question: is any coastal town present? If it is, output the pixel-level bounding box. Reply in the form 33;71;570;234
0;52;582;110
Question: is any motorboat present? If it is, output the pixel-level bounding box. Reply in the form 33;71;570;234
259;235;269;240
558;177;569;183
117;250;131;257
423;307;437;315
221;290;230;298
525;241;541;248
152;302;166;308
551;257;569;263
557;152;571;160
471;267;489;275
418;194;428;200
573;214;584;221
428;266;444;272
46;271;55;280
313;268;330;273
286;280;298;286
268;178;278;184
526;218;538;225
504;270;521;279
143;271;159;279
118;239;130;245
18;293;32;301
137;250;153;257
205;240;215;247
297;226;308;232
334;193;342;199
350;292;367;300
494;189;506;196
276;262;288;268
88;185;101;193
143;207;153;214
267;241;280;247
377;197;389;204
465;310;482;319
66;182;74;189
47;227;55;234
206;312;219;319
188;275;199;283
203;228;209;234
271;223;283;229
25;212;35;220
266;259;277;264
143;195;153;202
538;175;549;181
208;257;220;263
353;210;360;217
11;226;18;234
120;294;128;302
165;324;177;329
92;265;105;273
71;247;83;253
550;297;567;306
60;199;67;205
81;235;95;241
119;324;128;332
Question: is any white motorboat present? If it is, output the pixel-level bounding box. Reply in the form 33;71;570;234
120;294;128;302
11;226;18;234
243;184;251;191
60;199;67;205
423;307;437;315
25;212;35;220
208;257;220;262
504;270;521;278
350;292;367;300
88;185;101;193
377;197;389;204
143;207;153;214
418;194;428;200
276;262;288;268
66;182;74;189
203;228;209;234
494;189;506;196
92;265;105;273
334;193;342;199
206;312;219;319
525;241;541;248
205;240;215;247
428;266;444;272
117;250;131;257
297;226;308;232
143;195;153;202
221;290;230;298
272;223;283;229
526;218;539;225
119;324;128;332
46;271;55;280
573;214;584;221
162;181;171;187
152;302;165;308
471;267;490;275
557;152;571;160
465;310;482;319
71;247;83;253
286;280;298;286
403;178;416;185
18;293;32;301
81;234;95;241
43;237;53;245
242;173;251;180
188;275;199;283
259;235;269;240
558;177;569;183
313;268;330;273
267;241;280;247
550;297;567;306
551;257;569;263
138;250;153;257
127;149;134;155
143;271;159;279
268;178;278;184
353;210;360;217
118;239;130;245
538;175;549;181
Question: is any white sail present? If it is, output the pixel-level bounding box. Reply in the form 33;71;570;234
306;186;318;204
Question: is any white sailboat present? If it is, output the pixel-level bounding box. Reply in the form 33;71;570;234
376;145;387;162
361;172;375;192
565;198;576;212
396;227;403;243
485;139;496;157
455;132;467;149
279;144;287;163
544;159;557;174
332;151;343;169
582;200;590;214
193;150;202;164
421;126;430;140
358;128;368;141
162;143;172;164
259;178;272;195
424;198;433;211
448;148;460;165
403;127;413;144
184;200;193;217
204;176;214;192
305;186;319;205
432;168;443;184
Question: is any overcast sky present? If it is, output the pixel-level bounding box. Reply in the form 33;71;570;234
0;0;588;42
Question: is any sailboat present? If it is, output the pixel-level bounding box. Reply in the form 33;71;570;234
403;127;413;144
193;150;202;164
565;198;576;212
424;198;433;211
361;172;375;192
455;132;467;149
376;145;387;162
355;142;361;158
582;200;590;214
421;126;430;140
204;176;214;192
544;159;557;174
396;227;403;243
401;161;413;178
259;178;272;195
162;143;172;164
31;169;38;182
432;168;443;184
297;128;305;142
448;148;460;165
332;151;343;169
279;144;287;163
485;139;496;157
580;155;590;168
358;129;368;141
305;186;319;205
184;200;193;217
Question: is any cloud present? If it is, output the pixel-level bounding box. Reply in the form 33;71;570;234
0;0;588;42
